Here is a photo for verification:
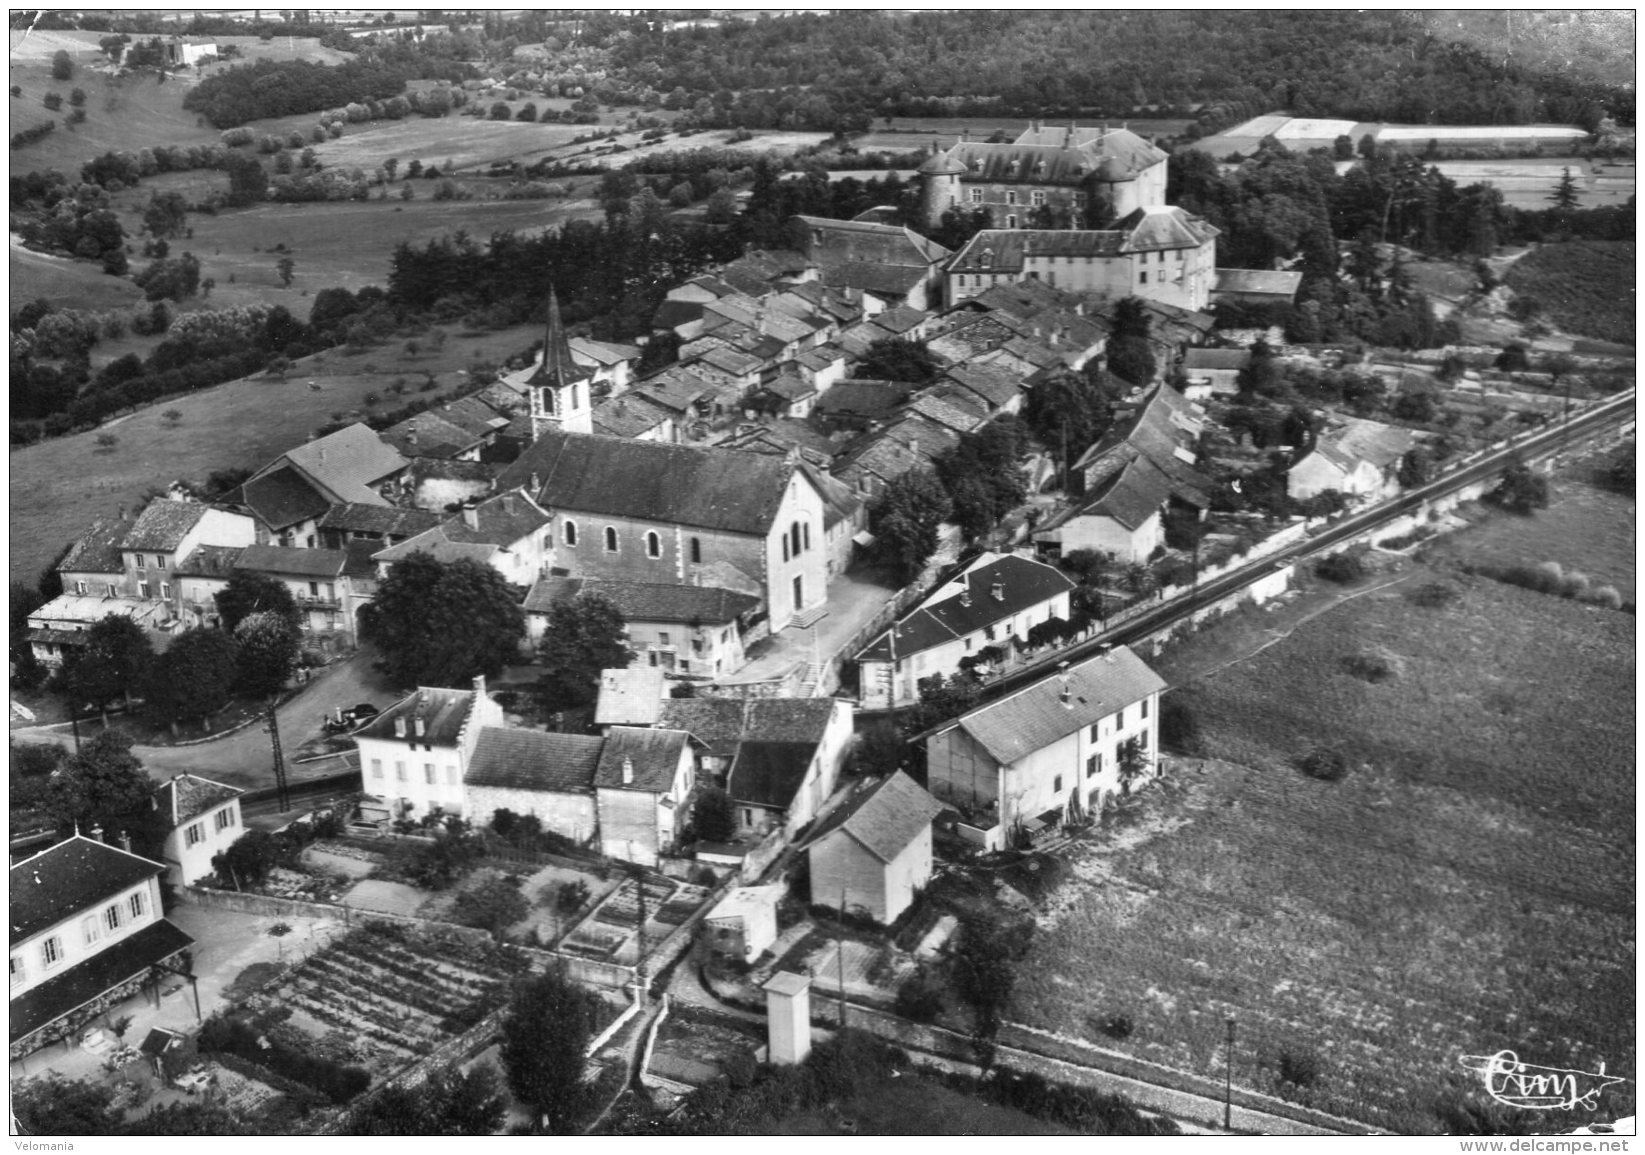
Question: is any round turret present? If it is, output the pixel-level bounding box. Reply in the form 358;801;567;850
1094;155;1133;184
917;139;967;229
917;145;966;177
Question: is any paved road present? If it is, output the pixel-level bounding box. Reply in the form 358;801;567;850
11;647;399;790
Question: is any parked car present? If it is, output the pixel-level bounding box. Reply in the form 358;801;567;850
322;703;380;734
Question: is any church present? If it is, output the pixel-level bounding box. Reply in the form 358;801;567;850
497;289;597;436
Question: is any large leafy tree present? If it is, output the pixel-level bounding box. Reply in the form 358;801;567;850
12;1073;125;1135
1024;370;1113;476
934;419;1028;540
536;590;636;713
499;968;599;1133
234;609;300;699
855;336;940;385
11;580;48;690
359;554;526;688
145;628;239;734
1105;297;1157;387
1488;456;1551;515
345;1063;507;1135
869;468;953;583
214;569;299;633
691;786;736;843
42;730;153;837
56;614;155;720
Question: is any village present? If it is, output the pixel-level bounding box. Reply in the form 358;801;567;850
7;14;1635;1139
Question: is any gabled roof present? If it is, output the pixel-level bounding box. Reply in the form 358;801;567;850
153;774;242;828
172;544;244;578
874;304;929;336
815;379;914;416
1075;383;1211;507
635;365;715;414
758;371;819;403
793;215;950;269
819;263;928;298
905;390;987;434
1305;416;1415;473
1213;268;1305;298
354;685;477;748
465;727;604;794
235;544;347;579
717;418;839;467
803;771;944;863
406;457;501;488
379;410;491;460
522;576;759;627
941;362;1023;409
595;666;667;727
372;490;551;566
857;553;1074;662
1045;453;1175;533
1115;205;1221;250
281;423;408;505
656;696;840;761
936;645;1167;765
569;336;642;366
121;500;208;552
592;393;675;438
1182;348;1251;372
495;430;812;538
727;740;816;810
595;727;691;793
696;344;764;377
10;919;194;1044
11;836;168;942
317;503;445;539
653;298;707;331
60;516;136;575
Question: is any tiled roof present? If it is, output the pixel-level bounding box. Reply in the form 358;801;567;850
803;771;944;863
653;298;707;331
595;726;691;793
121;500;208;552
794;215;951;268
941;363;1023;409
858;552;1074;662
172;544;245;578
60;516;135;576
696;344;764;377
939;645;1166;765
318;503;444;538
343;538;381;579
1183;348;1251;371
495;431;808;538
759;371;818;403
1046;453;1174;533
379;410;490;460
10;919;194;1044
406;458;502;486
1311;417;1415;471
594;666;667;727
656;698;746;758
354;686;476;748
153;774;241;827
874;305;929;336
465;727;603;793
815;379;914;416
373;490;550;564
569;336;642;366
1075;383;1211;508
1116;205;1220;249
635;366;714;414
727;740;815;810
592;393;675;438
282;423;408;504
235;544;347;579
655;696;839;761
11;836;167;942
940;129;1166;186
1213;268;1305;297
239;464;331;531
522;576;759;626
905;390;987;434
819;263;928;298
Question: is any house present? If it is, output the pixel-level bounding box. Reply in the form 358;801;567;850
353;678;506;823
1287;416;1416;504
463;728;605;844
496;290;596;437
316;503;444;552
701;884;783;964
153;774;244;887
592;392;678;442
721;698;854;837
905;389;989;435
523;576;760;678
1180;347;1250;400
378;399;510;462
116;498;257;603
568;337;643;396
945;209;1220;311
924;645;1166;850
803;771;945;925
9;836;195;1058
1032;452;1180;564
747;371;819;420
593;726;696;866
55;515;135;602
248;423;410;517
833;415;961;501
939;362;1026;417
233;545;360;651
371;489;555;589
161;36;217;66
595;666;668;728
856;552;1075;709
495;431;832;634
1211;268;1305;309
812;379;916;433
171;545;246;630
401;458;501;513
915;122;1168;229
26;595;173;671
792;215;952;311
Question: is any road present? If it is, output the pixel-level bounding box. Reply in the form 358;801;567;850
11;646;399;791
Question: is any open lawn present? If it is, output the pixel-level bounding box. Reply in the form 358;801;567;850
1329;157;1636;210
1015;566;1635;1133
9;238;146;312
6;322;538;588
1505;241;1637;347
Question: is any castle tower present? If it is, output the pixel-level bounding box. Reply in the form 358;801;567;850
916;139;967;230
526;288;595;439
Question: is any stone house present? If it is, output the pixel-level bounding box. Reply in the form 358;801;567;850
803;771;945;925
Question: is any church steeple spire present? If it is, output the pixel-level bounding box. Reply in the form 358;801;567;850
526;287;595;441
528;287;579;390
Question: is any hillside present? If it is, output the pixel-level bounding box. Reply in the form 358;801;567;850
1504;240;1637;346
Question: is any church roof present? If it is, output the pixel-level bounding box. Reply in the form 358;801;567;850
526;290;594;389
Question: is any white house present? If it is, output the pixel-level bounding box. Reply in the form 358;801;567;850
856;552;1075;709
523;576;761;679
702;883;783;964
353;678;506;823
722;698;855;837
153;774;244;888
924;645;1166;850
593;726;697;867
1287;416;1416;504
803;771;945;925
26;596;172;671
372;488;555;589
9;836;194;1058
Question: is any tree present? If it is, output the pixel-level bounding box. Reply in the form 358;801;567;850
127;1100;251;1135
499;968;598;1132
43;730;153;836
277;256;295;287
145;627;239;734
855;337;939;384
12;1073;124;1135
1397;445;1434;488
845;723;906;778
359;554;525;689
870;468;952;583
1493;342;1530;372
1488;457;1550;515
692;786;736;843
1116;735;1152;794
51;50;74;81
1548;166;1580;211
1024;370;1112;476
458;874;529;941
56;614;154;720
212;828;280;887
952;913;1020;1037
1106;297;1157;387
215;570;299;633
234;610;300;699
534;590;636;713
346;1063;506;1135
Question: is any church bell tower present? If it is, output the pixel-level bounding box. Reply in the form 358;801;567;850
527;288;595;439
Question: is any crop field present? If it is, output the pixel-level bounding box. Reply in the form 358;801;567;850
1505;241;1637;346
5;322;537;588
310;117;591;173
1015;567;1635;1132
1331;158;1636;210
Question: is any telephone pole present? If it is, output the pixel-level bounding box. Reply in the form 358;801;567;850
266;699;290;813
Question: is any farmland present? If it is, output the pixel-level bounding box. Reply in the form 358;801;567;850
1013;551;1635;1132
856;116;1195;153
1504;241;1637;346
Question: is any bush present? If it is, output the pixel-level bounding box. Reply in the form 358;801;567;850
1406;582;1460;609
1297;745;1350;782
1099;1013;1135;1040
1278;1048;1322;1087
1584;585;1623;610
1314;551;1365;584
197;1013;370;1103
1159;695;1203;755
892;968;945;1023
1340;646;1402;684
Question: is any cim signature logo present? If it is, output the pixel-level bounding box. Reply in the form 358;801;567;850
1458;1051;1626;1113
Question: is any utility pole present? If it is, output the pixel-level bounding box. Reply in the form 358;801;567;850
266;699;290;813
630;849;648;998
1224;1014;1236;1131
836;886;848;1030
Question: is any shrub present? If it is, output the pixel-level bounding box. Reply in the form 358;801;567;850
1278;1048;1322;1087
1341;646;1402;684
1159;695;1203;755
1314;551;1365;584
1100;1014;1135;1040
1559;570;1590;598
1298;745;1350;782
893;969;945;1023
1407;582;1460;609
1584;585;1624;609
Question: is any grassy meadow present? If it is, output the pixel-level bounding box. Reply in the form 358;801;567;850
1014;555;1635;1132
1505;241;1637;347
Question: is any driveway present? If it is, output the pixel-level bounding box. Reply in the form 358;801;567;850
11;647;401;792
730;564;901;685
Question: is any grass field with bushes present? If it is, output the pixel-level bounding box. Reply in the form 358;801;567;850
1505;241;1637;346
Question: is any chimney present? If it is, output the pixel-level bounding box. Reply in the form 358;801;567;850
960;588;972;607
461;504;479;531
622;756;634;785
394;716;407;738
120;830;131;853
414;715;426;738
991;582;1004;602
473;674;487;700
907;437;919;455
530;472;541;495
319;446;327;465
1059;684;1072;707
503;493;517;515
91;824;105;844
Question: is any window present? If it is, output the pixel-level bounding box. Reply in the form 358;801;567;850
790;521;802;558
424;763;436;785
689;537;701;564
161;583;172;599
1139;271;1148;284
563;520;577;547
396;761;407;782
184;822;204;847
129;891;145;919
742;808;754;826
75;580;88;595
969;188;983;204
1141;697;1149;718
106;583;117;597
802;522;811;551
1089;723;1100;741
214;807;234;831
1087;753;1102;778
371;758;383;779
139;582;151;599
41;937;63;968
135;555;145;570
604;526;619;552
82;916;100;946
646;531;661;558
1053;773;1063;793
9;954;25;988
1031;190;1046;207
309;581;319;597
1005;190;1018;206
659;631;671;645
104;904;122;932
1006;214;1018;229
155;556;166;570
781;535;790;562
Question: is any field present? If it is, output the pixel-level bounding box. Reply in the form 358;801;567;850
6;322;538;588
856;116;1194;152
10;238;147;312
1014;553;1635;1132
310;117;592;173
1504;241;1637;346
1331;157;1636;210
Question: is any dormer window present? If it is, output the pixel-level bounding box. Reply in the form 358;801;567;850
979;248;993;269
